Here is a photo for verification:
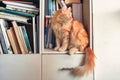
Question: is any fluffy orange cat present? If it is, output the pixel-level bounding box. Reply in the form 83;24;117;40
51;6;95;76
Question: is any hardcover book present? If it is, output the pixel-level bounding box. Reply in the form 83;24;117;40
6;27;21;54
0;19;13;54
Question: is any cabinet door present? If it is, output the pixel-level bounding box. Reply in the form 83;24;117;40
0;54;41;80
42;54;93;80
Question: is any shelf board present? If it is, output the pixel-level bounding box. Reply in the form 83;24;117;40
42;49;85;55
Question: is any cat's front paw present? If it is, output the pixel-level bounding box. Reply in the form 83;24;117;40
54;47;60;51
58;47;66;52
69;48;78;55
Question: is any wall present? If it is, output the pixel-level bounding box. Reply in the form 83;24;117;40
93;0;120;80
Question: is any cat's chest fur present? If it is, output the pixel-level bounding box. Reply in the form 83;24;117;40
53;22;71;39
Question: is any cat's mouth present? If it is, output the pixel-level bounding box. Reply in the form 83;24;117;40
61;16;72;22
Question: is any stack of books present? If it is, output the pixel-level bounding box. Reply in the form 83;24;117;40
0;1;39;54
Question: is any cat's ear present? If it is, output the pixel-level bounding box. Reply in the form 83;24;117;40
62;7;67;13
68;7;71;12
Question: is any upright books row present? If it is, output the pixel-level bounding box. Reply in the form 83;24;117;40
0;1;39;54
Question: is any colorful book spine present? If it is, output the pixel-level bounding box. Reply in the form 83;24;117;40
45;16;55;48
21;26;32;53
2;1;37;9
18;26;28;53
6;27;21;54
0;26;8;54
48;0;53;15
12;21;28;54
0;12;30;23
0;8;35;17
0;19;13;54
44;17;49;48
6;5;39;14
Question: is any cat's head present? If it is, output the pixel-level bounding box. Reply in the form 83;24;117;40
56;7;72;23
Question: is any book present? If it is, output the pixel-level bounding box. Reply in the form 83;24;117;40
0;42;3;54
44;16;49;48
24;23;34;53
52;0;56;14
45;0;49;15
12;21;28;54
2;1;37;9
6;5;39;15
0;12;30;23
6;5;39;14
0;8;35;17
32;16;36;53
0;19;13;54
45;16;55;48
45;0;56;15
5;1;34;5
48;0;53;15
18;26;29;53
0;25;8;54
21;26;32;53
35;16;39;53
46;18;52;48
6;27;21;54
65;0;81;4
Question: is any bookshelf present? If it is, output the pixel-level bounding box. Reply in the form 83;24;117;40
40;0;94;80
41;0;93;54
0;0;94;80
0;0;39;54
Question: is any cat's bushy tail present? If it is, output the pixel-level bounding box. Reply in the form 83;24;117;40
72;47;95;76
61;47;95;77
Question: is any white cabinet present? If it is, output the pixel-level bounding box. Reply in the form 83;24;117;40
0;0;94;80
42;54;93;80
0;54;41;80
40;0;94;80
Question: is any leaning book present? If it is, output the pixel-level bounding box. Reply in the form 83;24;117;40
0;19;13;54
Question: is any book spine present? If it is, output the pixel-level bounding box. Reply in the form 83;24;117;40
0;12;30;23
48;0;53;15
46;19;52;48
44;17;49;48
18;26;28;53
52;0;56;14
1;8;35;17
6;27;21;54
0;19;13;54
0;42;3;54
3;1;36;9
0;26;8;54
6;6;38;15
12;21;27;54
32;16;36;53
21;26;32;53
6;4;39;12
65;0;81;4
35;16;39;53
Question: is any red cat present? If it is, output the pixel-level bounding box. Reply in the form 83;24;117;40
52;5;95;76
